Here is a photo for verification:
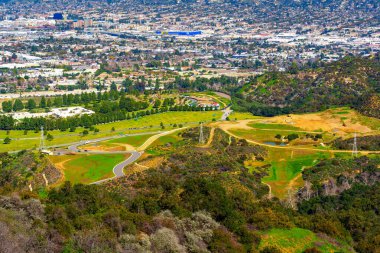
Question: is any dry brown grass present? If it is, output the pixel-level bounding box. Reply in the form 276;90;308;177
124;156;165;177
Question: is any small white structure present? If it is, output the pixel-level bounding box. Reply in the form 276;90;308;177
7;106;94;120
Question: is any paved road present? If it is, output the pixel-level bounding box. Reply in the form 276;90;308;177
91;151;142;185
67;131;162;154
75;128;185;184
221;106;233;120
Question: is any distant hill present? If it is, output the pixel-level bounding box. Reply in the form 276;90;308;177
232;54;380;118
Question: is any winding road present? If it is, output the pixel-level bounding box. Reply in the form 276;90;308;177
67;128;187;184
90;151;142;184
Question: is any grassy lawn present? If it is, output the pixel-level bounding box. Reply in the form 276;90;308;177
0;111;222;152
248;122;302;131
146;131;184;155
229;128;327;145
90;134;154;149
246;148;332;199
354;113;380;131
49;154;127;184
107;133;155;147
229;111;262;120
262;149;331;198
259;228;353;253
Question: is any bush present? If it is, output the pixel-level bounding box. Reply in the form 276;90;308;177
3;137;11;144
287;133;299;142
46;133;54;141
150;228;185;253
260;246;282;253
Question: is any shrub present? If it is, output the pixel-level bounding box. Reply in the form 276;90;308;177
3;137;11;144
150;228;185;253
287;134;299;142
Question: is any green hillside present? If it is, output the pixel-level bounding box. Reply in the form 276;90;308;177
233;54;380;118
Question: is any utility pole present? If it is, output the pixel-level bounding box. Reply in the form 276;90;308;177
199;122;204;144
352;133;358;157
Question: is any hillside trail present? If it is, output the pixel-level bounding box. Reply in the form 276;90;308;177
287;167;306;192
263;182;272;199
200;127;215;148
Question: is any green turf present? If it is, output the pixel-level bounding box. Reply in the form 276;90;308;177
0;111;221;153
229;112;262;120
264;151;329;182
63;154;126;184
107;134;155;147
248;122;301;131
259;228;353;253
258;149;332;198
146;132;184;155
230;129;320;144
335;111;350;115
150;133;182;147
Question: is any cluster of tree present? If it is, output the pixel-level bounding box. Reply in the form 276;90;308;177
0;130;379;252
1;90;126;113
232;54;380;118
2;99;26;112
164;76;239;92
0;103;213;131
297;156;380;253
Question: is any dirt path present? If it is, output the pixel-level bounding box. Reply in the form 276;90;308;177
200;127;215;148
264;182;272;199
110;142;135;151
135;163;149;169
213;119;256;130
219;125;380;154
287;168;304;191
137;127;187;151
48;156;78;187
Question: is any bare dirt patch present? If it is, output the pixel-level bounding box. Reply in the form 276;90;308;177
48;155;79;187
267;110;374;136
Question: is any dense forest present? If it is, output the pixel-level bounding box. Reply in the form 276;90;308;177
0;128;379;252
232;54;380;118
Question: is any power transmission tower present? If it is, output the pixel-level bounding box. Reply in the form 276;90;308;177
39;126;45;151
352;133;358;157
199;123;205;144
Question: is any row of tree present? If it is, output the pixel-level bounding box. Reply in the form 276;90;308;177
0;103;217;131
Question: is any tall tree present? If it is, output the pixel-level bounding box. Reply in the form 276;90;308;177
27;99;36;110
13;99;24;111
40;96;46;108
